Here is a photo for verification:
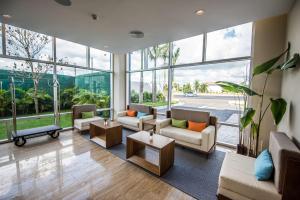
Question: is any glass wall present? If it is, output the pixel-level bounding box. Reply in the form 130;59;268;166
0;23;113;141
127;22;253;146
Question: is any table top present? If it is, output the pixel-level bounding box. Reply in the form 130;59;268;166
127;131;174;149
90;121;121;129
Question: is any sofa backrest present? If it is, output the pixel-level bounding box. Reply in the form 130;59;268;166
72;104;97;125
268;131;300;194
170;108;210;125
127;104;153;115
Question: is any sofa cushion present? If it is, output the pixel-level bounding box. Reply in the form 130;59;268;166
188;120;206;132
74;116;103;130
171;108;210;125
137;112;147;119
171;118;187;128
255;149;274;181
127;110;137;117
219;152;281;200
160;126;202;145
81;111;95;119
117;116;140;127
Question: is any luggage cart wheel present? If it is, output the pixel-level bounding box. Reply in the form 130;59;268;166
15;137;26;147
50;131;60;139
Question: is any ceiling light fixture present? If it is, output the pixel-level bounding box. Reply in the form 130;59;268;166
54;0;72;6
195;9;205;16
129;30;144;38
104;45;109;48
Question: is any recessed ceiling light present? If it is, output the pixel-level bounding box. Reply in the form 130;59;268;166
129;30;144;38
2;14;12;19
54;0;72;6
104;45;109;48
195;9;205;16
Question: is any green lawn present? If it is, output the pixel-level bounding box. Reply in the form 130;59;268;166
0;113;72;140
142;101;178;107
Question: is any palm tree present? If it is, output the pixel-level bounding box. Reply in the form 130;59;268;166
194;80;200;93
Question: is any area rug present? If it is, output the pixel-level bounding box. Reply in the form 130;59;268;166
86;129;225;200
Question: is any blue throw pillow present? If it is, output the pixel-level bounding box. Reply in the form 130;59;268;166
137;112;147;119
254;149;274;181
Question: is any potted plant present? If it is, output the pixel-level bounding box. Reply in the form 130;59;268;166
216;43;299;157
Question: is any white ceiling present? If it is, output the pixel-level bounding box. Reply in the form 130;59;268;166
0;0;295;53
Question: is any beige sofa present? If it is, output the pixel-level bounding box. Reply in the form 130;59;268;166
156;108;217;155
117;104;155;131
217;131;300;200
72;104;103;132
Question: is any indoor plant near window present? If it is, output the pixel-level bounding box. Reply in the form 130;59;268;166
216;43;299;157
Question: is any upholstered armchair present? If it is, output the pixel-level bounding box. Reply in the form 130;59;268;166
117;104;156;131
72;104;103;132
156;108;217;155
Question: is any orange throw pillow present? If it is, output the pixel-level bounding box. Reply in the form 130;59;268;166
127;110;136;117
188;121;206;132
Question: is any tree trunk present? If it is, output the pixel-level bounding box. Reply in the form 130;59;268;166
33;80;39;114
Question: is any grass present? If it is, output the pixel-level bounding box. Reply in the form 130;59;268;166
142;101;178;107
0;113;72;140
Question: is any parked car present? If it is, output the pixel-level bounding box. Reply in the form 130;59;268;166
184;92;197;97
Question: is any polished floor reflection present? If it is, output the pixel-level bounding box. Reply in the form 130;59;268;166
0;131;193;200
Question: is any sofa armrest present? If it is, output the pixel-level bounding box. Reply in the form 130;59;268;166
201;125;216;152
117;111;127;117
156;118;172;133
138;115;154;130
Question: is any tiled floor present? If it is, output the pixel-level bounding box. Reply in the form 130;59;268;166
0;131;194;200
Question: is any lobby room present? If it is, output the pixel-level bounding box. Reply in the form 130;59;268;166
0;0;300;199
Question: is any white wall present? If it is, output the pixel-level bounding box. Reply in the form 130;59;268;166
251;15;287;150
113;54;126;119
279;0;300;144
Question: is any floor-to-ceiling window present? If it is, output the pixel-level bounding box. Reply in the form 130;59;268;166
127;22;253;146
0;23;113;142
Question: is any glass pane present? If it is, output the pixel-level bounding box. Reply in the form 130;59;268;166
172;60;250;122
56;38;87;67
129;50;142;71
147;43;169;68
6;25;53;61
74;68;111;109
142;71;153;102
0;23;2;54
0;58;13;140
129;72;141;103
90;48;111;70
217;125;239;145
57;66;76;128
172;35;203;65
206;23;252;61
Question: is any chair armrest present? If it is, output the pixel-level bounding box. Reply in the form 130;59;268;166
201;125;216;152
117;111;127;117
138;115;154;130
156;118;172;133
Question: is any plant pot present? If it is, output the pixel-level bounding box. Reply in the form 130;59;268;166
237;144;247;155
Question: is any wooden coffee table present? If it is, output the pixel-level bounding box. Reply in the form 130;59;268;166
90;121;122;148
126;131;175;176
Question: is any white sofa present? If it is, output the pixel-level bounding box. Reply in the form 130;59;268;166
217;131;300;200
72;104;103;132
116;104;155;131
156;108;217;154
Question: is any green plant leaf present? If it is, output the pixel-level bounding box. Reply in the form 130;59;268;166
253;51;287;76
281;53;300;70
215;81;260;96
270;98;287;125
240;108;256;129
